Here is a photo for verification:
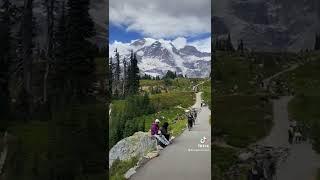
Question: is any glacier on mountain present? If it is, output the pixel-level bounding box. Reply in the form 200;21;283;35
109;38;211;78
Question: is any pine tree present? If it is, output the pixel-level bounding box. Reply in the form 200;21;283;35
64;0;95;98
226;33;234;51
50;3;67;113
0;0;12;130
122;58;127;97
43;0;55;103
127;51;140;95
237;39;244;52
21;0;34;119
115;50;121;97
49;0;107;179
315;33;320;51
109;57;113;97
131;52;140;94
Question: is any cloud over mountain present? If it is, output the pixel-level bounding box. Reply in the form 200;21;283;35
110;0;211;39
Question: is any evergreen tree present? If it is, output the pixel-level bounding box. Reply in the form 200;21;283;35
49;0;106;179
52;2;67;93
0;0;12;130
315;33;320;51
64;0;95;97
237;39;244;53
115;49;121;97
163;70;176;79
226;33;234;51
128;51;140;95
109;57;113;97
22;0;34;119
122;57;127;97
106;56;111;102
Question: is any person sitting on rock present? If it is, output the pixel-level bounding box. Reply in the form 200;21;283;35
160;122;171;142
290;120;297;131
151;119;170;148
294;131;302;143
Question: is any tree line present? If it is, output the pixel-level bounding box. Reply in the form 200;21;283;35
109;50;140;99
214;33;245;52
0;0;108;179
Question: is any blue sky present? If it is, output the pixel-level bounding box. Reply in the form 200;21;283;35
109;24;143;43
109;23;211;44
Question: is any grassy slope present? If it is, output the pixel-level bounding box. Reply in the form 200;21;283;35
214;51;301;96
214;95;272;147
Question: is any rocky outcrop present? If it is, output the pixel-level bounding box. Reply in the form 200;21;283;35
109;131;157;168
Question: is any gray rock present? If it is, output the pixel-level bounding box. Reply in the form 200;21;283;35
109;131;157;168
124;167;137;179
144;151;159;159
238;152;253;162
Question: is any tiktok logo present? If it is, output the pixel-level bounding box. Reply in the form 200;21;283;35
200;136;207;144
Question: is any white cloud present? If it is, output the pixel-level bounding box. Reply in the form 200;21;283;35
110;0;211;38
109;41;131;57
189;37;211;53
172;37;187;49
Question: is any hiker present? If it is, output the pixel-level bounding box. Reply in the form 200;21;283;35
264;155;276;180
151;119;170;148
269;159;276;180
288;126;294;144
192;109;197;125
294;131;302;143
185;110;193;131
160;122;170;142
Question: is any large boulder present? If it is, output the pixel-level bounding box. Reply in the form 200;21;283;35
109;131;157;168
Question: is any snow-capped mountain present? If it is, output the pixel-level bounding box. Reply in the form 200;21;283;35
109;38;211;78
213;0;320;51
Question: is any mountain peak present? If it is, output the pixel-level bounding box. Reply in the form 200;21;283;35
131;39;146;46
110;38;211;78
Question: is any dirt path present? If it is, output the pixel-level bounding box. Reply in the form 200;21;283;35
262;64;299;89
130;92;211;180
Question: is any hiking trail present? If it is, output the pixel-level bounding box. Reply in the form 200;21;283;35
130;92;211;180
259;64;320;180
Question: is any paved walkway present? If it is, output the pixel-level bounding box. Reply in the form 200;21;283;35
131;92;211;180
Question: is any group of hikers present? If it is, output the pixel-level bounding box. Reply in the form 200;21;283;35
247;156;276;180
186;108;197;131
150;107;199;149
288;120;304;144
